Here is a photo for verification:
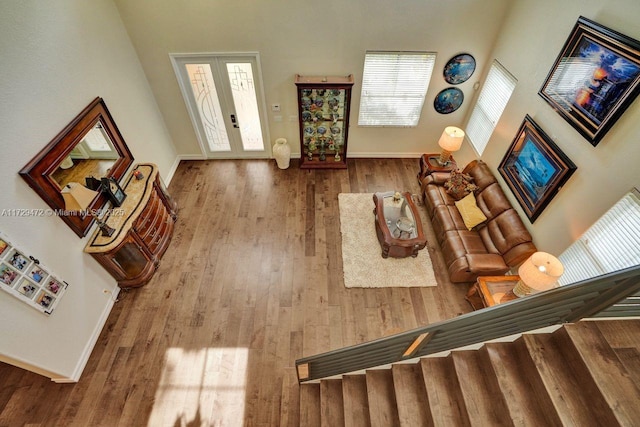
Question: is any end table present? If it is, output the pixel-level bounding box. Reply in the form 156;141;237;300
466;275;520;310
417;153;458;183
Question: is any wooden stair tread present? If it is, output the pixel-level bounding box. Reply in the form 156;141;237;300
342;375;371;427
451;350;513;427
484;340;562;426
300;383;321;427
296;320;640;427
594;319;640;349
365;369;400;427
391;364;433;427
419;357;470;426
320;379;345;427
564;321;640;425
523;333;617;427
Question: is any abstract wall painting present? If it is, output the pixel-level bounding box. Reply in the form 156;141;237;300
539;16;640;146
499;115;577;223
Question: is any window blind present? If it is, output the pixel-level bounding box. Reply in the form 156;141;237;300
466;60;517;155
358;52;436;127
559;188;640;286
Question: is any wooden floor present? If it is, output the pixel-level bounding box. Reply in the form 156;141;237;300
0;159;471;426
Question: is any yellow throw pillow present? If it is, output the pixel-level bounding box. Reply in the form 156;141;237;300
455;192;487;230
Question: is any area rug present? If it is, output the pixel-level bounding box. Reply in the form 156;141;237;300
338;193;438;288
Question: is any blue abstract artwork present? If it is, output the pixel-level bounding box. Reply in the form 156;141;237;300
539;17;640;145
499;115;577;222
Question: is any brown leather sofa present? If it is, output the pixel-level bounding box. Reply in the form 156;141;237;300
420;160;537;283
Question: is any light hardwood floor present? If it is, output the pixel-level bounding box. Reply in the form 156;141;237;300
0;159;471;426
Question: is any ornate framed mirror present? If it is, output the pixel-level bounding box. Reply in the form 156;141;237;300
19;97;134;237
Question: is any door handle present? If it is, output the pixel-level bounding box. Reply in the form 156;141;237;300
230;114;239;128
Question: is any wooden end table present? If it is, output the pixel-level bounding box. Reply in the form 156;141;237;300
466;275;520;310
417;153;458;183
373;191;427;258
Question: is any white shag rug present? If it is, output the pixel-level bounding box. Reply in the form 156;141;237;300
339;193;437;288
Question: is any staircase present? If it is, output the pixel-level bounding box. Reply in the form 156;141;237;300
294;320;640;426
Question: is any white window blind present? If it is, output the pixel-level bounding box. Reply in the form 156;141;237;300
358;51;436;127
466;60;517;154
558;188;640;285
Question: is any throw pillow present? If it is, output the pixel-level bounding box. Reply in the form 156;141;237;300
444;169;479;201
455;192;487;230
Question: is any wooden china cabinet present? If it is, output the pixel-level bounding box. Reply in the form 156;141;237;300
295;74;354;169
84;163;177;288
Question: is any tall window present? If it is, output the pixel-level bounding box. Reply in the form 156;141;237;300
466;60;517;154
558;188;640;285
358;51;436;127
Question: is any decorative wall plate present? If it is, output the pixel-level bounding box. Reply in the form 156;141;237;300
443;53;476;84
434;87;464;114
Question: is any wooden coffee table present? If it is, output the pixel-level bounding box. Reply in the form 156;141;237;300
373;191;427;258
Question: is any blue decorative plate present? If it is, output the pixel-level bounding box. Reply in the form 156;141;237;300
434;87;464;114
443;53;476;85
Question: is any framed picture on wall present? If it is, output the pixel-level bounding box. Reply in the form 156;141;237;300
539;16;640;146
498;115;577;223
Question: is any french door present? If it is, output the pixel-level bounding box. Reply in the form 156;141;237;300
171;53;269;158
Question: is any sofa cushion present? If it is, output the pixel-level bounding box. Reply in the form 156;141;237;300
432;205;468;241
485;210;534;256
463;160;497;191
475;182;512;220
441;230;491;269
465;253;509;274
422;185;453;218
444;169;478;201
455;193;487;230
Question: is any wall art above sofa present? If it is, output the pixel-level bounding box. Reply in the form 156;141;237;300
498;115;577;223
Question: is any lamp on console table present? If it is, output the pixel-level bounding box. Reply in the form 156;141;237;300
437;126;465;166
513;252;564;297
62;182;115;237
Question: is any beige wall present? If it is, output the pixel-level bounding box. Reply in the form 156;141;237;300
472;0;640;255
116;0;640;256
0;0;176;380
114;0;512;158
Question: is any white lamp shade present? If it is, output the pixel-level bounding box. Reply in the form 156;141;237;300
438;126;465;152
61;182;99;211
518;252;564;292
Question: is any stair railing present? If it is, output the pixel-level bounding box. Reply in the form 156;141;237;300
295;265;640;382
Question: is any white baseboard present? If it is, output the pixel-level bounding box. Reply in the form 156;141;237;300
348;152;424;159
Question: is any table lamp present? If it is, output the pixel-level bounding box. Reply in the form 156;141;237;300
61;182;115;237
437;126;465;166
513;252;564;297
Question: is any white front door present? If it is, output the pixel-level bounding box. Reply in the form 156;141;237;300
171;53;269;159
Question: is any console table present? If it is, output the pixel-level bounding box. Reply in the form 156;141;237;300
84;163;177;288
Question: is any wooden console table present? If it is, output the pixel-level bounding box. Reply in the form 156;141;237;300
84;163;177;288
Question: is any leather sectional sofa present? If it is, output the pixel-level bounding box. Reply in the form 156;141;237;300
420;159;537;283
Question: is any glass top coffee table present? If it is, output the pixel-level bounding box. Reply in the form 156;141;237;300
373;191;427;258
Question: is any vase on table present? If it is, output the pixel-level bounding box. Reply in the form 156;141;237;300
273;138;291;169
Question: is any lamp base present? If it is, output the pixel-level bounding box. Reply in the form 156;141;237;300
512;280;531;298
438;150;452;166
